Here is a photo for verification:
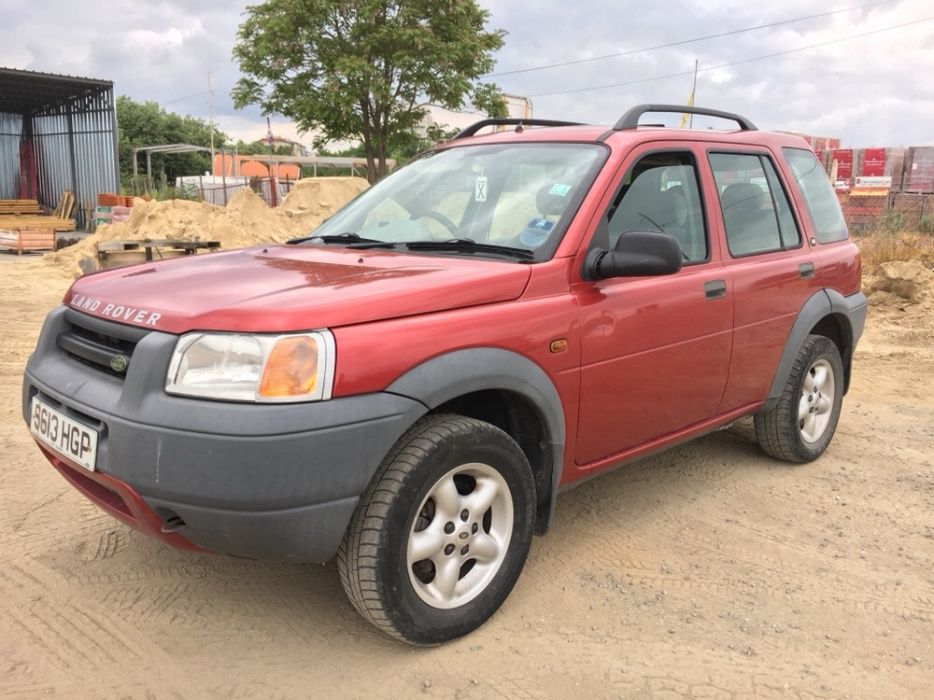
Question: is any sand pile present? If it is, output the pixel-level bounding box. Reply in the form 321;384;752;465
865;260;934;307
48;177;369;277
280;176;367;218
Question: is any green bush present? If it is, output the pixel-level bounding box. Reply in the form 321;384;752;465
919;216;934;234
876;210;908;234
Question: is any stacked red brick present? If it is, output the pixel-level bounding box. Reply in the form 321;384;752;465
904;148;934;194
95;193;135;227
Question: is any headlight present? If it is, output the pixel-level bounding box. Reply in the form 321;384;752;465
165;330;335;402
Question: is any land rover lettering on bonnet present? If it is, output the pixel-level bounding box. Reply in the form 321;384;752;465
23;105;866;645
68;293;162;327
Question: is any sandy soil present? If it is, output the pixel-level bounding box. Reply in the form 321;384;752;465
47;177;370;278
0;254;931;699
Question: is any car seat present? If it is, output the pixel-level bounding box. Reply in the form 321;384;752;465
517;184;572;249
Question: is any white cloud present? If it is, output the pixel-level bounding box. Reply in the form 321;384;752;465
707;69;733;85
0;0;931;148
126;21;204;51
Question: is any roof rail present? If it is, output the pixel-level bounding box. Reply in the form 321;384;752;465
613;104;757;131
453;118;585;140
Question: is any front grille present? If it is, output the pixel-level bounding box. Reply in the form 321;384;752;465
57;309;149;379
69;323;137;356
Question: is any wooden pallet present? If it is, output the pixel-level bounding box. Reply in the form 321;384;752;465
0;216;75;231
0;229;56;254
96;239;221;270
97;239;221;252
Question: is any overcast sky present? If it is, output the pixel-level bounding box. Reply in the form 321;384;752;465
1;0;931;148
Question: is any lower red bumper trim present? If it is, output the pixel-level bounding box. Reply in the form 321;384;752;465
37;441;206;553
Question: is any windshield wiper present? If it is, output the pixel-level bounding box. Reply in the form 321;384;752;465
402;239;535;260
288;233;534;258
287;231;388;245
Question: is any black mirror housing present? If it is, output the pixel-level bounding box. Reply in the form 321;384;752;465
586;230;683;280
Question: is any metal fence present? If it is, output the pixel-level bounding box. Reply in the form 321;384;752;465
840;192;934;233
175;175;300;207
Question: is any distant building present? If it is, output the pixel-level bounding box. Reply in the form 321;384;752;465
212;154;301;180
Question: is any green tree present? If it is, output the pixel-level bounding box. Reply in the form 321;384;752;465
234;139;297;156
317;122;457;169
232;0;506;182
390;121;460;164
116;96;228;188
318;143;367;158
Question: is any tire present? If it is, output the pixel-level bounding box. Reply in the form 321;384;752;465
337;413;536;645
754;334;845;463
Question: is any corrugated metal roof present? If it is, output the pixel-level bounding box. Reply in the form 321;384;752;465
0;66;113;116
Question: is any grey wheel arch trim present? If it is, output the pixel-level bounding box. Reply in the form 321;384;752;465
764;289;867;411
385;348;566;534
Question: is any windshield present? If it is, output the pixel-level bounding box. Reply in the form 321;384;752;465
297;143;607;261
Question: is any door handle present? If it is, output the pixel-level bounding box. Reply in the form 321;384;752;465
799;262;815;278
704;279;727;299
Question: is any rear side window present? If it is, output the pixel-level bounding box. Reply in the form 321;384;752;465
783;147;848;243
709;153;800;257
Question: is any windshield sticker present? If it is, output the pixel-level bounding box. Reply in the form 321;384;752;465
549;183;572;197
475;176;488;202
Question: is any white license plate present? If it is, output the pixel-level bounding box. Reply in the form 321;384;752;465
30;396;99;471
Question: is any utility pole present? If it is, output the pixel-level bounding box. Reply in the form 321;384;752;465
679;60;699;130
208;72;215;173
689;59;698;129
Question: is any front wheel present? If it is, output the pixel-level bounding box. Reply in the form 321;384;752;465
754;334;845;463
337;414;535;645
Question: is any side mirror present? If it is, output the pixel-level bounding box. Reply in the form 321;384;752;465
584;230;683;280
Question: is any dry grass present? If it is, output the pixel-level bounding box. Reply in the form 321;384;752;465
855;230;934;271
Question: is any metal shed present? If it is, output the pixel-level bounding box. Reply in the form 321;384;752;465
0;67;119;229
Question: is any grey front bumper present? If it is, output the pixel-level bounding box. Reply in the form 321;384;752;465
23;306;426;562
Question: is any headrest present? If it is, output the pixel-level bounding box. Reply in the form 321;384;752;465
720;183;766;213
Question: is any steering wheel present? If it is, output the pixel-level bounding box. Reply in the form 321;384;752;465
413;210;458;237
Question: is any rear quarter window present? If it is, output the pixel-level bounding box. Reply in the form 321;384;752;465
782;147;848;243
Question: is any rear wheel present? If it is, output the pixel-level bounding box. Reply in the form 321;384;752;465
337;414;535;645
754;334;844;463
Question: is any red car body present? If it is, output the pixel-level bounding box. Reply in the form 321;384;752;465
25;117;864;559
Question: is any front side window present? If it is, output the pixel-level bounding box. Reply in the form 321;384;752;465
709;152;800;257
783;147;848;243
605;152;708;263
300;143;607;261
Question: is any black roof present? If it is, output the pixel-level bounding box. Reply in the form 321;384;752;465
0;67;113;116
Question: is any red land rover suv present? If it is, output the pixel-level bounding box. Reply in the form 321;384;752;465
24;105;866;644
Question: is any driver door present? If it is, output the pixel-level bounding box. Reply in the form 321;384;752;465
572;144;733;466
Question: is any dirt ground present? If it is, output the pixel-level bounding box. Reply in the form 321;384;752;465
0;254;931;699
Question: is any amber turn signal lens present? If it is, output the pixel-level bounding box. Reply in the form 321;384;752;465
258;336;319;398
549;338;568;353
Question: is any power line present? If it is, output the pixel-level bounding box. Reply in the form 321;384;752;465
487;0;897;78
162;89;210;106
526;15;934;98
